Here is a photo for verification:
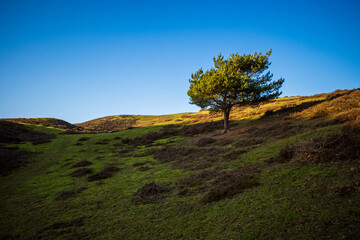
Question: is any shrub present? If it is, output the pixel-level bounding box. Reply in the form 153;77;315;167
178;168;221;188
274;123;360;163
196;138;216;147
137;166;151;171
179;121;223;136
334;181;360;198
148;146;227;170
334;109;360;123
296;89;360;120
132;182;170;204
55;187;87;200
69;168;93;177
87;165;120;182
70;160;92;168
121;138;131;144
132;161;153;167
201;166;259;203
78;137;90;142
0;120;56;144
0;146;35;176
95;139;111;145
274;145;295;163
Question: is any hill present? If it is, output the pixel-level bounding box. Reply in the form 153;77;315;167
2;118;81;130
0;88;359;239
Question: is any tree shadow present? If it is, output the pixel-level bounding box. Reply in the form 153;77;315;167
261;100;325;118
261;89;353;119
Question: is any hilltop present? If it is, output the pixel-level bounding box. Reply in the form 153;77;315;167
0;88;360;239
2;118;81;130
4;88;359;133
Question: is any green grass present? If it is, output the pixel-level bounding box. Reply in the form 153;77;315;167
1;90;360;239
2;121;359;239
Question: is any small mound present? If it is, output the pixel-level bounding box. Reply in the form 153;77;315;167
0;120;55;144
69;168;93;177
196;138;216;147
76;115;137;132
0;145;36;176
178;168;221;188
273;145;295;163
124;131;176;146
148;146;228;170
334;181;360;198
46;217;85;230
274;123;360;163
87;165;120;182
215;138;234;146
132;182;170;204
95;139;111;145
180;121;223;136
295;89;360;120
33;217;87;239
137;166;151;171
132;161;154;167
78;137;90;142
2;118;80;130
201;166;259;203
71;160;92;168
55;187;87;201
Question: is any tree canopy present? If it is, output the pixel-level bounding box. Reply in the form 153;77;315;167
187;50;284;133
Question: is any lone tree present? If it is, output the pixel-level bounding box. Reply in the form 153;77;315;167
187;50;284;134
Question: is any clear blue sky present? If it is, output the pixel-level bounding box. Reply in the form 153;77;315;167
1;0;359;123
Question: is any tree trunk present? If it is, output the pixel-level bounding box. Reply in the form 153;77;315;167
222;110;230;134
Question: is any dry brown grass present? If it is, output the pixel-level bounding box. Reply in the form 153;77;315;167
69;168;93;177
273;122;360;163
78;137;90;142
87;165;120;182
201;165;260;203
334;181;360;198
94;139;112;145
2;118;79;130
209;117;303;152
179;121;223;136
132;161;154;167
148;146;228;170
0;120;56;144
76;115;137;132
131;182;170;204
0;145;36;176
0;121;56;175
196;137;216;147
70;160;92;168
294;89;360;121
136;166;151;171
261;100;325;118
334;108;360;123
54;187;87;201
123;130;176;146
177;168;222;188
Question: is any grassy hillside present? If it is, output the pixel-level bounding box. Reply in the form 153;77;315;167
2;118;81;131
1;89;359;239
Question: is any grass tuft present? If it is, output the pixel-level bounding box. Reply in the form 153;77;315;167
201;166;260;203
132;182;170;204
87;165;120;182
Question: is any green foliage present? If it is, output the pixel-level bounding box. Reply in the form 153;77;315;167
187;50;284;131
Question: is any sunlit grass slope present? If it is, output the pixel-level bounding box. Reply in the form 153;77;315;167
0;89;359;239
1;118;79;130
